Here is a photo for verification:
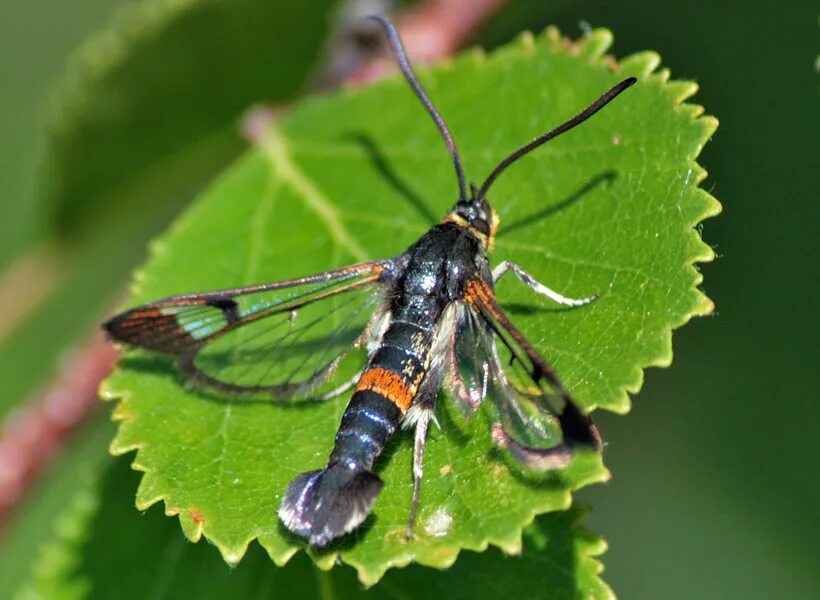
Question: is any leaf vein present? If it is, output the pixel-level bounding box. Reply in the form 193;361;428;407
259;127;369;262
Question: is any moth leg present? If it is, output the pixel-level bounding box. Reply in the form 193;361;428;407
313;369;364;402
307;303;388;402
406;407;433;540
402;302;457;538
403;379;441;540
491;261;596;307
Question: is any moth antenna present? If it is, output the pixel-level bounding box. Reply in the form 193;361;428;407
368;15;468;203
476;77;637;200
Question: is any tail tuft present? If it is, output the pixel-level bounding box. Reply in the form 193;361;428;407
277;465;383;547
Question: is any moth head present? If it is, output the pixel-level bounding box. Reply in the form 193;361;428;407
369;14;636;252
449;188;499;250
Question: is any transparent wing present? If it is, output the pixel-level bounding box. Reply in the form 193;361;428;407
460;278;601;469
448;303;491;414
104;261;389;399
454;304;557;444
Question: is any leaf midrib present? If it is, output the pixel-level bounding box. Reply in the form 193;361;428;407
259;128;369;262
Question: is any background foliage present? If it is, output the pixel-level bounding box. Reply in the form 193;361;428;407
0;0;816;598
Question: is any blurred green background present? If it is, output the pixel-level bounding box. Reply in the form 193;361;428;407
0;0;816;598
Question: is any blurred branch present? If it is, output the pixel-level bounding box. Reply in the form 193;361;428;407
0;333;116;529
0;245;63;346
349;0;509;84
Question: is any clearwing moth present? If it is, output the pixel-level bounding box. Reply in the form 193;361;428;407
104;15;636;546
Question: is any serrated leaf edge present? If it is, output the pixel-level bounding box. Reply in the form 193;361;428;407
567;505;616;600
99;25;721;587
342;460;610;587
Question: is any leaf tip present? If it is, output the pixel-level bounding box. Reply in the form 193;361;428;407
310;550;339;572
544;25;562;48
219;546;248;567
515;30;537;55
494;530;525;556
264;544;300;568
109;397;131;421
178;507;207;541
462;45;487;66
97;375;117;402
108;432;139;457
577;28;614;61
618;51;662;80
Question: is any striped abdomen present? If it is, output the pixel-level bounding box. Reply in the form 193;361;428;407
278;309;438;546
330;318;432;468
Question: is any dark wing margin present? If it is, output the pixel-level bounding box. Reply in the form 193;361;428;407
103;261;390;399
462;278;601;471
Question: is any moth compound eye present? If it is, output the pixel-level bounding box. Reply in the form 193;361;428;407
472;218;491;236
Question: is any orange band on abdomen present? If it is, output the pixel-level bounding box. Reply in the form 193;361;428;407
355;367;418;413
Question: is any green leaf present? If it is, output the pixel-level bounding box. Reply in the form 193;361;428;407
0;0;123;267
0;415;116;600
42;0;338;236
102;27;719;584
18;456;612;600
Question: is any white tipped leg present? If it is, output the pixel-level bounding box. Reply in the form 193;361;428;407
315;369;363;402
406;408;433;540
491;261;597;307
